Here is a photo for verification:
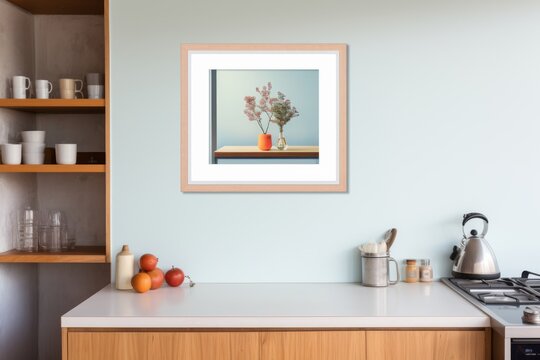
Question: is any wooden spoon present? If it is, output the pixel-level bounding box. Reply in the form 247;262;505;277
385;228;397;251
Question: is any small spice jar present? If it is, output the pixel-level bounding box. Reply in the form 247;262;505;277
405;259;419;283
419;259;433;282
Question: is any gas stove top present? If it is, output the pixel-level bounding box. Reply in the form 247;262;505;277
444;272;540;359
444;271;540;327
448;275;540;306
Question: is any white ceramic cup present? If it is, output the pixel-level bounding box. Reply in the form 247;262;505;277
59;79;83;99
87;85;104;99
1;144;22;164
21;130;46;143
22;142;45;165
35;80;53;99
12;76;31;99
55;144;77;165
23;152;45;165
22;142;45;154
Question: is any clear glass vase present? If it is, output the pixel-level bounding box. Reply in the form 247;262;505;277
276;129;288;150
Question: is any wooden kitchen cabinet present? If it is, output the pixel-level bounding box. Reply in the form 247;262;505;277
366;330;488;360
260;331;366;360
66;330;365;360
64;328;489;360
66;331;259;360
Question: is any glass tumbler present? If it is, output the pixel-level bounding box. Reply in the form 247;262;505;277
15;207;39;252
39;225;66;252
39;210;68;252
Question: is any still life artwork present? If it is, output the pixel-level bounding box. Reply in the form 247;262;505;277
181;44;347;192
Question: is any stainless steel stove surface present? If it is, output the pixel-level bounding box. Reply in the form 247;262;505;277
448;277;540;306
443;272;540;360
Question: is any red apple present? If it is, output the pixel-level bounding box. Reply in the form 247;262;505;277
147;268;164;290
165;266;185;287
140;254;158;271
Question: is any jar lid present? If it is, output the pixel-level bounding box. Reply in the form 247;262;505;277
406;259;417;265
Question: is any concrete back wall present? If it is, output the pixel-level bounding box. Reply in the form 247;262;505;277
0;1;38;359
110;0;540;282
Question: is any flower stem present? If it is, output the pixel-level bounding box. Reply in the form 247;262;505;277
263;111;273;134
256;119;265;133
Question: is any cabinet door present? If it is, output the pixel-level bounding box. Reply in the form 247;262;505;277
366;330;486;360
67;331;258;360
260;330;366;360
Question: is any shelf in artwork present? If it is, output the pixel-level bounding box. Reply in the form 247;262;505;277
214;146;320;159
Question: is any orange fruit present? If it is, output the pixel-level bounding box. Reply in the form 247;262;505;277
131;272;151;293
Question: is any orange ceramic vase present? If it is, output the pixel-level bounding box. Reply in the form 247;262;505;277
257;134;272;151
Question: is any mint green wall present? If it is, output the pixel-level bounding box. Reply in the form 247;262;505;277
110;0;540;281
216;70;319;149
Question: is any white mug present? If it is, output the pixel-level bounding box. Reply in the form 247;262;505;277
35;80;53;99
59;79;83;99
12;76;31;99
55;144;77;165
1;144;22;165
87;85;104;99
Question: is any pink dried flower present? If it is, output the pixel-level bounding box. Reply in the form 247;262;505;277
243;83;299;134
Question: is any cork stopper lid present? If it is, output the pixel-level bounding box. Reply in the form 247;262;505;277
406;259;417;265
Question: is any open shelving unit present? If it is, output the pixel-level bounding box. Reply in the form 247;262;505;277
0;0;110;264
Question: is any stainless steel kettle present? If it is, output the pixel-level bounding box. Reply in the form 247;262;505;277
449;213;500;280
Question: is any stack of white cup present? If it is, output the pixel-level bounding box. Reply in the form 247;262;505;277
22;131;46;164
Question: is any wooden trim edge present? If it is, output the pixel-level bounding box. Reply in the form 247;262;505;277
62;328;68;360
104;0;111;262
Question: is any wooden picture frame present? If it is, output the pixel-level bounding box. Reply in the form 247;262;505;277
181;44;347;192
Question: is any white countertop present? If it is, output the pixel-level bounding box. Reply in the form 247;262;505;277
61;282;490;328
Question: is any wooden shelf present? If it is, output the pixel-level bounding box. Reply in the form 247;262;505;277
0;99;105;113
0;246;107;263
6;0;103;15
214;146;320;159
0;164;105;173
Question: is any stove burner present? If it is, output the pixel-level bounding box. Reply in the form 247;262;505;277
476;290;539;305
449;277;540;306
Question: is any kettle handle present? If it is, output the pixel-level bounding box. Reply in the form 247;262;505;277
462;213;488;225
462;213;489;237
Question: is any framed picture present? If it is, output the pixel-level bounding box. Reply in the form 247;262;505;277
181;44;347;192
